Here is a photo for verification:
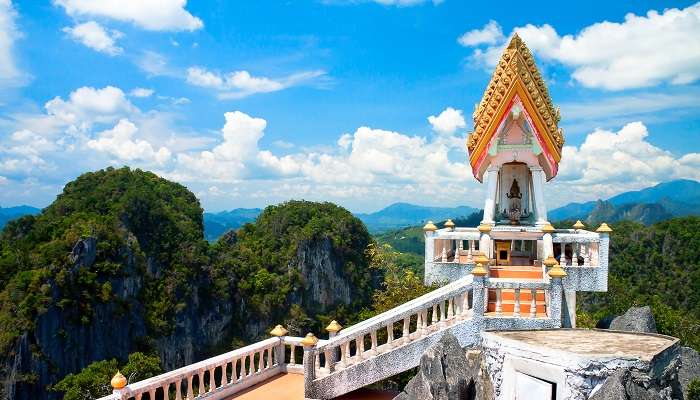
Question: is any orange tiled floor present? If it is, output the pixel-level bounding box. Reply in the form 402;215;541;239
228;373;397;400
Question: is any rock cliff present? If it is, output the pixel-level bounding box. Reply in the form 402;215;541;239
0;169;376;399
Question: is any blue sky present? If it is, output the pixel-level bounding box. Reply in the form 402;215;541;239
1;0;699;212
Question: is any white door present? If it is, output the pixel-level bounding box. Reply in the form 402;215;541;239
514;372;554;400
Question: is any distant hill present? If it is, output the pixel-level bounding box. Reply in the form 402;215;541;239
550;179;700;224
203;203;479;240
0;205;41;229
356;202;478;233
203;208;261;241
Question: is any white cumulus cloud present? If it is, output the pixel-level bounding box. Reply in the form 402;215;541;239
87;119;171;165
458;20;504;46
555;122;700;201
460;3;700;90
130;87;154;98
428;107;466;135
54;0;203;31
45;86;137;126
63;21;123;56
186;67;327;99
0;0;25;86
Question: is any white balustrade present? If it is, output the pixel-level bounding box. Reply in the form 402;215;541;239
312;276;475;377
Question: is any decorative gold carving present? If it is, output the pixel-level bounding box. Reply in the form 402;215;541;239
468;34;564;155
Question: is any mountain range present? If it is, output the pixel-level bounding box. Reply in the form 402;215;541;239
548;179;700;225
3;179;699;240
0;205;41;229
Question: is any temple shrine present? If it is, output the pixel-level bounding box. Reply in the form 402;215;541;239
97;35;683;400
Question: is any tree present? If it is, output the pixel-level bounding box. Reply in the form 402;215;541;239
52;352;161;400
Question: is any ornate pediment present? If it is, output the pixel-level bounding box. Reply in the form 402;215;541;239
467;34;564;181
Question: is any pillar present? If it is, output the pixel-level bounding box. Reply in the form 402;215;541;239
548;277;563;327
530;166;548;226
481;166;499;225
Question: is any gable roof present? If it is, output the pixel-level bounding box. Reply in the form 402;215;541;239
467;34;564;180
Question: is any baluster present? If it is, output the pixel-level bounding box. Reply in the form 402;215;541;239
387;323;394;347
315;351;320;371
324;349;332;372
441;246;448;262
289;345;296;366
583;243;590;266
467;240;474;263
560;242;567;266
186;374;194;399
136;394;143;400
175;379;182;400
267;348;272;370
530;289;537;318
495;289;502;315
513;288;521;317
208;367;215;391
402;317;410;343
572;243;578;266
462;292;470;315
339;342;347;366
448;298;454;320
230;359;238;383
345;341;352;364
162;384;169;399
150;389;157;400
431;304;438;327
198;370;206;395
371;330;378;353
357;334;364;359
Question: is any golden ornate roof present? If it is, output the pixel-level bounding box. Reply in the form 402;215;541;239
467;34;564;178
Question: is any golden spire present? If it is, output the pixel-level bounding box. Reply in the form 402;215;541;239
325;320;343;333
423;221;438;232
596;222;613;233
270;325;288;337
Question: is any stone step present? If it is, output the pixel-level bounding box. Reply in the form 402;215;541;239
488;268;543;279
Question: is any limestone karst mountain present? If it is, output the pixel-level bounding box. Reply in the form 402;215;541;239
0;167;378;400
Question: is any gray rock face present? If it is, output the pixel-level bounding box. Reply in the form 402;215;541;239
69;236;97;269
679;346;700;399
296;237;352;310
609;306;657;333
394;332;492;400
589;366;683;400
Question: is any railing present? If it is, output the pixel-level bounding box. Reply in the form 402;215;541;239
100;336;315;400
485;279;551;318
311;275;475;378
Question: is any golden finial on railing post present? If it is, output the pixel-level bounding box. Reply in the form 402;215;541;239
111;370;127;394
300;333;319;347
596;222;613;233
325;320;342;339
444;219;455;231
573;220;585;230
423;221;437;232
270;324;288;337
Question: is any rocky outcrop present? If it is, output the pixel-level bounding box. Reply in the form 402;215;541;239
679;346;700;400
609;306;657;333
296;237;352;311
589;363;683;400
394;332;493;400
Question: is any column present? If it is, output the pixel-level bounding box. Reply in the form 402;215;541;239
481;166;499;225
530;166;548;226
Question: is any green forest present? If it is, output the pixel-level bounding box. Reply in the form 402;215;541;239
2;167;699;398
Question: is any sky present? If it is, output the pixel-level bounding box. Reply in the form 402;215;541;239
0;0;699;213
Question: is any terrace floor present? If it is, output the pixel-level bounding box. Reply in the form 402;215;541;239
228;373;398;400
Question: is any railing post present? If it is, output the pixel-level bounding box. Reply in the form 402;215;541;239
301;333;319;398
270;325;288;370
548;277;563;327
